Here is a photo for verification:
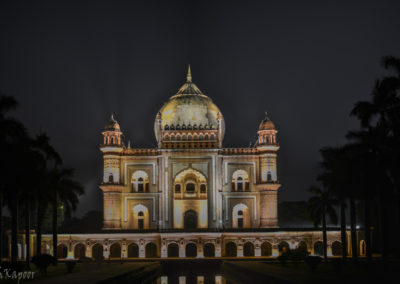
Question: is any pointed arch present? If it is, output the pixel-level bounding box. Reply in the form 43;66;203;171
278;241;290;255
261;241;272;256
145;242;158;258
167;243;179;257
243;242;254;256
314;241;323;256
232;170;249;191
186;243;197;257
128;243;139;258
225;242;237;257
204;243;215;257
232;203;250;228
92;243;103;261
57;244;68;258
132;204;149;230
74;243;86;259
332;241;342;256
131;170;149;192
110;243;121;258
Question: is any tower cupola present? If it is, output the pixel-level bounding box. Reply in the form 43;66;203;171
256;112;278;147
102;114;123;146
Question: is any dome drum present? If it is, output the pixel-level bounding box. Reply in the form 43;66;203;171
161;128;219;149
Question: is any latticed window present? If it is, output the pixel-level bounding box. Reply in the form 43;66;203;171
175;184;181;193
200;184;206;193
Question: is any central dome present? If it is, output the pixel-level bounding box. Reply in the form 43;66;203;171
154;66;225;142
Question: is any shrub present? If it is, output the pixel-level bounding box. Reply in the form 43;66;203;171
79;256;93;263
31;254;57;275
304;256;322;271
290;248;308;263
65;261;76;273
277;253;289;266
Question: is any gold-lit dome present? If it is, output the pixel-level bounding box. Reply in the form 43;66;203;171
259;113;275;130
105;114;121;131
154;66;225;141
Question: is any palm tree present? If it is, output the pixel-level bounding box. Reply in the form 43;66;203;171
31;133;62;256
350;56;400;264
351;56;400;129
47;167;83;262
0;95;28;262
346;128;391;263
318;146;350;260
19;141;46;267
308;186;338;262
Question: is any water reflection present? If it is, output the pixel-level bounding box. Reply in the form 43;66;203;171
157;274;225;284
153;260;227;284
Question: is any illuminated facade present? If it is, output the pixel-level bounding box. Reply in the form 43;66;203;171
100;67;280;231
11;67;354;260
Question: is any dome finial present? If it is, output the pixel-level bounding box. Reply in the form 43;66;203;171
186;64;192;82
264;111;270;121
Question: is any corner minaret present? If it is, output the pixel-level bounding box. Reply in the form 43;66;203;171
100;114;124;229
256;112;281;228
256;112;278;147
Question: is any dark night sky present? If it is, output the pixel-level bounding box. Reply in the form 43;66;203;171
1;0;400;216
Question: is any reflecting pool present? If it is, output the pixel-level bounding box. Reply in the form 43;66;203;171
152;260;228;284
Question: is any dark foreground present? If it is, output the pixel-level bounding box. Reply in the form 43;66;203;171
24;258;400;284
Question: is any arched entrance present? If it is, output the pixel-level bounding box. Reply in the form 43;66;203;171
184;210;198;229
314;241;323;256
145;242;157;258
57;244;68;258
110;243;121;258
278;241;290;255
74;243;86;259
297;241;307;253
168;243;179;257
128;243;139;258
203;243;215;257
186;243;197;257
173;168;208;229
92;243;103;261
225;242;237;257
332;241;342;256
243;242;254;257
261;242;272;256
